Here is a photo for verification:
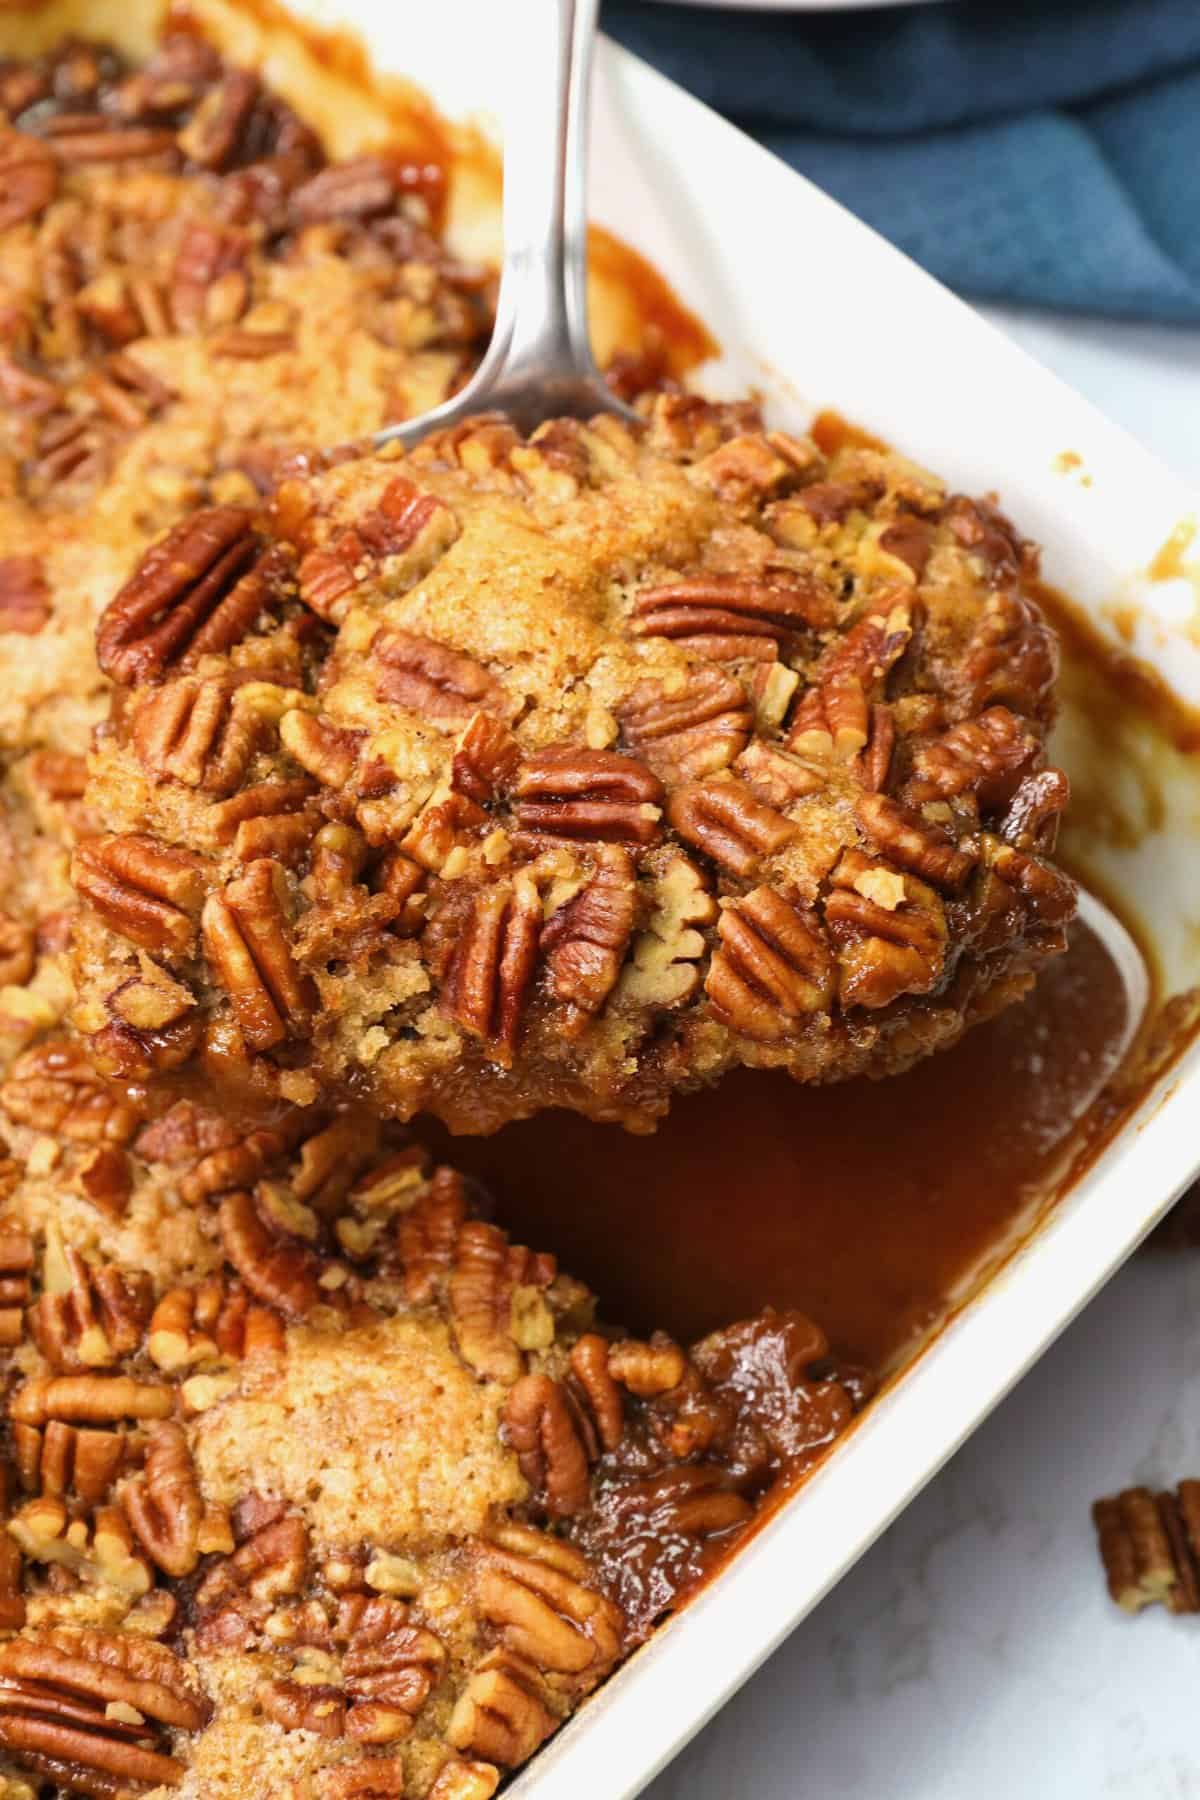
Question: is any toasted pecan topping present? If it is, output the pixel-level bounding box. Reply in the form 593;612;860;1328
0;557;51;636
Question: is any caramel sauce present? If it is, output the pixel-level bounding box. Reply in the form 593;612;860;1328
433;916;1133;1373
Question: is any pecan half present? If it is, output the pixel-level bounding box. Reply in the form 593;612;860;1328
448;1222;554;1384
706;886;833;1039
473;1521;623;1677
11;1375;172;1429
202;859;315;1051
960;589;1058;719
503;1375;591;1519
130;675;272;794
195;1513;309;1644
733;740;824;808
856;793;977;891
618;667;753;783
121;1422;226;1579
28;1232;151;1374
299;475;456;623
451;712;521;807
905;706;1045;813
396;1167;467;1304
218;1188;323;1319
668;778;794;878
632;572;835;658
12;1420;128;1507
787;603;913;759
824;849;947;1010
567;1335;625;1453
342;1607;445;1738
73;834;205;957
1093;1482;1200;1614
258;1677;345;1739
147;1275;283;1370
280;710;364;789
447;1649;557;1769
513;748;663;847
291;152;445;224
0;1040;140;1145
540;846;636;1017
0;1227;32;1351
0;556;50;636
95;506;263;686
0;1626;208;1791
0;131;59;231
440;874;541;1063
374;629;508;728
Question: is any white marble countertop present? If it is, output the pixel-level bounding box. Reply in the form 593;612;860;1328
646;308;1200;1800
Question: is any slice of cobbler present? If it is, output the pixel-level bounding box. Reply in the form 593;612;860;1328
73;397;1075;1131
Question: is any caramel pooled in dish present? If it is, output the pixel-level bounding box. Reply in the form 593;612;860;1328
75;402;1076;1131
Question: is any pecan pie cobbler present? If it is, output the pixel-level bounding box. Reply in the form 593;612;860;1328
73;409;1076;1132
0;16;1082;1797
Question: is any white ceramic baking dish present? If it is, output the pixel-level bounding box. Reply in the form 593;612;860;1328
5;2;1198;1793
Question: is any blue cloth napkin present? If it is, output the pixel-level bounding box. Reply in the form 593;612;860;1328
602;0;1200;322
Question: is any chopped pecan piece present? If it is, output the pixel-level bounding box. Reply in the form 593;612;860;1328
504;1375;591;1519
706;886;833;1038
428;1763;501;1800
374;628;509;728
1093;1482;1200;1614
787;603;914;759
0;131;58;231
73;834;205;957
668;778;794;878
733;739;824;808
618;853;716;1008
440;874;541;1063
632;571;835;657
170;220;248;333
95;506;263;686
618;667;753;783
448;1221;554;1383
999;767;1071;854
540;846;636;1017
0;916;34;989
202;859;315;1051
0;1626;208;1791
514;748;663;846
218;1188;323;1319
0;557;50;636
8;1492;150;1598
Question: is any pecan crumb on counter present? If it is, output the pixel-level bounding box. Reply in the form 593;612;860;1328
74;409;1076;1133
